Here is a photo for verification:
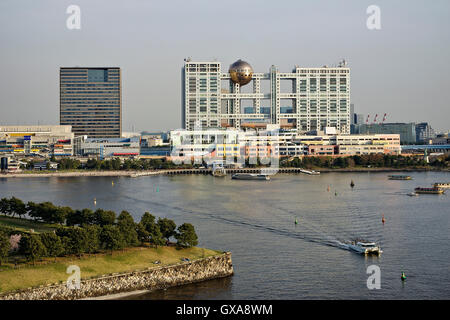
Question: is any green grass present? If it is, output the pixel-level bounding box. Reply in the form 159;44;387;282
0;215;57;234
0;246;222;294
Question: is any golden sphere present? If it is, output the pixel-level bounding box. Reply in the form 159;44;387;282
229;59;253;86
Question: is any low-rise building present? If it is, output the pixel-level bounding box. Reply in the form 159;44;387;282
0;125;74;157
74;136;140;159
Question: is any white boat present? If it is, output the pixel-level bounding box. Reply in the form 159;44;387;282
433;182;450;189
407;192;418;197
231;173;270;180
348;241;382;255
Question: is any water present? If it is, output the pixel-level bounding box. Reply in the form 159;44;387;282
1;171;449;299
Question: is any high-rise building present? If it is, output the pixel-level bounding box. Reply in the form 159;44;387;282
415;122;435;144
60;67;122;138
181;59;351;133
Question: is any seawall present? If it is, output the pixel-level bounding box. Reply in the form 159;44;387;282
0;252;233;300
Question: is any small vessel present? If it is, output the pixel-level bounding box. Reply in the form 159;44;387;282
414;187;445;194
295;218;298;225
381;214;385;224
348;241;382;255
350;180;355;188
212;167;226;177
407;192;418;197
300;169;320;175
388;175;412;180
433;182;450;189
231;173;270;180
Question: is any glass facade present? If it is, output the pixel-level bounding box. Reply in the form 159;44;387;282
60;67;121;138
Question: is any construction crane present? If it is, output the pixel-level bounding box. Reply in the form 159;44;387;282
373;114;378;124
380;113;387;124
366;115;370;124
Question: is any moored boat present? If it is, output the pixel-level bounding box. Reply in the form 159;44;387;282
433;182;450;189
231;173;270;180
212;167;226;177
414;187;445;194
388;175;412;180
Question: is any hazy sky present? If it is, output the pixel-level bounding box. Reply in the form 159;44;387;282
1;0;449;132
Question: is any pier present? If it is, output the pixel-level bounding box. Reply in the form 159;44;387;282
130;167;320;177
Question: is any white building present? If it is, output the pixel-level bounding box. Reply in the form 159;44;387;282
182;59;351;134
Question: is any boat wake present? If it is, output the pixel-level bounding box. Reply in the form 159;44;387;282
121;194;375;253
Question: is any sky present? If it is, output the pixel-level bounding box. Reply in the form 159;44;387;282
0;0;449;132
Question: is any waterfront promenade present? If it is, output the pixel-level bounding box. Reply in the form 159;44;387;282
1;166;448;179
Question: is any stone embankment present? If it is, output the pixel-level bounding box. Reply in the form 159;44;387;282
0;252;233;300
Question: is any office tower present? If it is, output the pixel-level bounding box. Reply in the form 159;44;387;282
60;67;121;138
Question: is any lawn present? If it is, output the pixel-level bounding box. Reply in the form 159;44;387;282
0;215;57;234
0;246;222;294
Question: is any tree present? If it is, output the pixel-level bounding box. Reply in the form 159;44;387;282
93;209;116;226
83;225;101;254
66;209;83;226
53;206;72;225
140;212;164;247
40;232;64;259
0;231;10;265
78;208;95;225
148;223;165;248
135;223;149;245
157;218;177;242
19;234;47;264
26;201;39;220
140;212;156;228
0;198;11;216
100;225;125;253
57;227;88;257
117;211;139;247
9;197;27;218
175;223;198;248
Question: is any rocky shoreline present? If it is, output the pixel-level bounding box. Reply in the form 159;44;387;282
0;252;233;300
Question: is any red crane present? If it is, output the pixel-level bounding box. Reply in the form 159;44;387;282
373;114;378;124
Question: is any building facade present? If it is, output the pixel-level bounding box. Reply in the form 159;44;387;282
182;59;351;134
74;136;139;159
352;123;416;144
0;125;74;157
415;122;435;144
60;67;122;138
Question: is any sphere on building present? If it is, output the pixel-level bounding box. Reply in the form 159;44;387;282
229;59;253;86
